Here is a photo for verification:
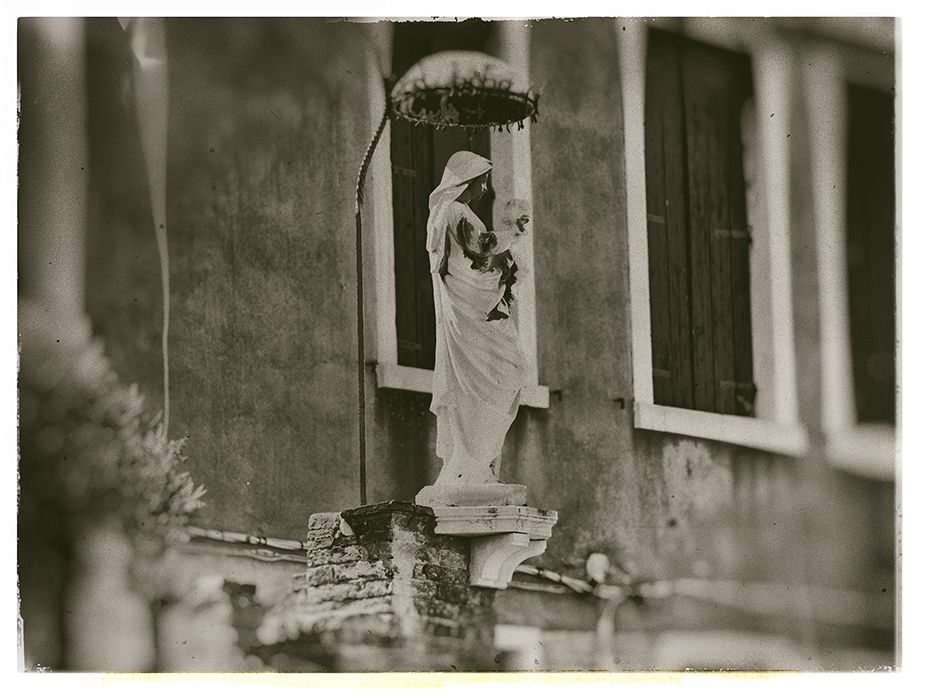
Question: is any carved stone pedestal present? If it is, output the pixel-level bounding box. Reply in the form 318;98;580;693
255;494;557;669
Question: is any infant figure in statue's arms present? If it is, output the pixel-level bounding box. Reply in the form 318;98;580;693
453;199;531;321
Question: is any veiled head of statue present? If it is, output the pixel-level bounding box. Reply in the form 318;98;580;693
444;150;492;185
429;151;492;211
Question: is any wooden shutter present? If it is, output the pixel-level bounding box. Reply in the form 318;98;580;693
682;40;753;415
391;119;436;369
726;67;757;417
391;121;492;370
645;31;755;415
645;32;694;409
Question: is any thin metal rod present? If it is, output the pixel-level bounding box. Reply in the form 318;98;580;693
354;108;390;507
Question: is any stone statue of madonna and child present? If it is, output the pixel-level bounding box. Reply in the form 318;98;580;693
415;151;533;509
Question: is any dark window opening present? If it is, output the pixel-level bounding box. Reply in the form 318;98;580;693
845;83;896;424
644;30;756;416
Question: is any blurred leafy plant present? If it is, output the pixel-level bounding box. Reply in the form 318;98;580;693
18;299;206;553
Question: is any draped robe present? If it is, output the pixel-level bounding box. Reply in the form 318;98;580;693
429;200;527;485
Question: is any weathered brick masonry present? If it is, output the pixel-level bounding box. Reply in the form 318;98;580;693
258;501;499;670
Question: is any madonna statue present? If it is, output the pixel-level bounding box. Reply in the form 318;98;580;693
425;151;531;491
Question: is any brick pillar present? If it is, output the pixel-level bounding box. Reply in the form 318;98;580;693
258;501;498;671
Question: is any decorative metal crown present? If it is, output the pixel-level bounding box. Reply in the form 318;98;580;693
390;51;540;131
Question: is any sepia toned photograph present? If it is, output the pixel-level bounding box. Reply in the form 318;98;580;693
15;15;899;676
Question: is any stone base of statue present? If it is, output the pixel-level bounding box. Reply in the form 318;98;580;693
414;483;557;590
415;483;526;508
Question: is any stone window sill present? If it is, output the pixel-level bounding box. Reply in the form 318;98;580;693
375;363;550;409
634;402;809;457
825;423;896;480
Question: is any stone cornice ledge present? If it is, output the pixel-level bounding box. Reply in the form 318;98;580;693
429;505;557;539
426;504;558;590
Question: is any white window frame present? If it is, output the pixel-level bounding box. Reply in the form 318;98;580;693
365;21;549;409
618;19;809;457
802;39;897;480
